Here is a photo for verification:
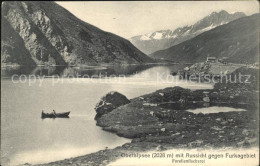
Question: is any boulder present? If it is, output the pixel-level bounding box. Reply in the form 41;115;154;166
95;91;130;119
160;128;166;132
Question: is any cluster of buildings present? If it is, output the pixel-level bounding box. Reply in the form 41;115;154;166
206;57;228;64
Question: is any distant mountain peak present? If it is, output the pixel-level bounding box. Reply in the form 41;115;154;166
217;10;229;14
150;14;259;64
130;10;246;54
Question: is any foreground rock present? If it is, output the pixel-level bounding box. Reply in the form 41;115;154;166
95;91;130;119
97;67;258;134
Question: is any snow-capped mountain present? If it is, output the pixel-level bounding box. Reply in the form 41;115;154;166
150;13;259;64
130;10;246;54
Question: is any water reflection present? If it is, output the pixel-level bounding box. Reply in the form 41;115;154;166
41;117;70;120
1;64;162;78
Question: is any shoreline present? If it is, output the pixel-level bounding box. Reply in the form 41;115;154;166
1;62;177;68
1;62;253;68
32;66;259;166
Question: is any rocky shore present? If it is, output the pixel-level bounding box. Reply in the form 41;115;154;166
35;67;258;166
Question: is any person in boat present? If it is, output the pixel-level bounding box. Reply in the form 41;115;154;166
52;110;57;117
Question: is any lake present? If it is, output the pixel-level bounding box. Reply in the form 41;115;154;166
1;64;213;165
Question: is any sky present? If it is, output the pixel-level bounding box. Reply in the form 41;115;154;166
56;1;259;39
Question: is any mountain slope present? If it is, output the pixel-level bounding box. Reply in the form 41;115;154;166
150;14;259;64
1;17;36;65
130;10;246;54
1;1;153;66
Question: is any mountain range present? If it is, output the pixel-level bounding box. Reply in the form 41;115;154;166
1;1;154;66
1;2;258;66
150;13;259;64
130;10;246;54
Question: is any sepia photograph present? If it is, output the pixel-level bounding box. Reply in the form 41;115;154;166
1;1;259;166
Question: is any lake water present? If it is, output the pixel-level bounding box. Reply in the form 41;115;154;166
186;106;246;114
1;65;213;165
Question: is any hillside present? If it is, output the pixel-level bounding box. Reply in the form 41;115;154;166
130;10;246;54
150;14;259;64
1;1;153;66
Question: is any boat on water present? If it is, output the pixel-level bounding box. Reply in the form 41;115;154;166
41;110;70;118
170;71;178;76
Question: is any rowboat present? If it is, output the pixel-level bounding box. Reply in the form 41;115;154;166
41;111;70;118
170;71;178;76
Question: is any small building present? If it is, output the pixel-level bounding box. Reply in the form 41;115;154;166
218;57;228;64
206;57;217;63
252;61;259;68
184;66;190;71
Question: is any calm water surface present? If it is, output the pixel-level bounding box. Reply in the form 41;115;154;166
1;65;213;165
186;106;246;114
